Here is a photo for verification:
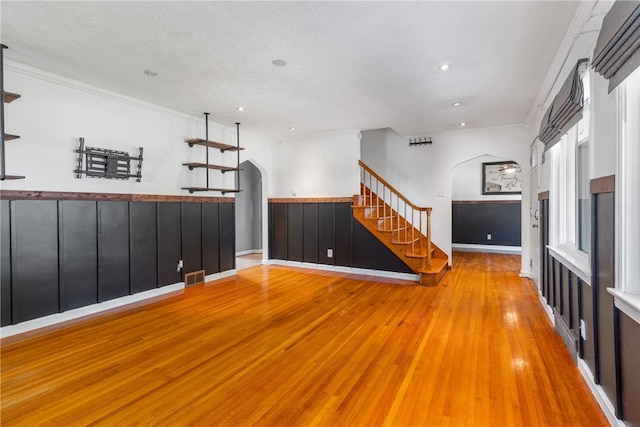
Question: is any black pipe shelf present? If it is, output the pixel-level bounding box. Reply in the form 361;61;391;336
180;187;241;195
182;114;242;194
1;44;25;181
3;92;20;103
185;138;244;153
182;162;239;172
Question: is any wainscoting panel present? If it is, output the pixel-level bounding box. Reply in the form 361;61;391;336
219;202;235;271
59;201;98;311
157;202;182;287
317;203;335;265
334;203;353;267
270;203;288;261
581;280;595;374
11;200;60;323
1;200;12;326
540;199;550;304
303;203;319;264
269;200;413;274
619;311;640;426
594;192;617;413
181;203;203;275
452;201;521;246
130;202;158;294
0;192;236;326
98;201;130;302
287;203;304;262
352;221;413;273
202;203;220;275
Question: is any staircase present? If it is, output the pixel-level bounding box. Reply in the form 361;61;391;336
351;160;448;286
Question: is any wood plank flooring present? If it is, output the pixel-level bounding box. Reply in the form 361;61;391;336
1;252;608;426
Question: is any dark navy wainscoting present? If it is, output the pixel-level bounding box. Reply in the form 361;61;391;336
539;177;640;426
452;200;521;246
269;201;413;274
0;196;235;327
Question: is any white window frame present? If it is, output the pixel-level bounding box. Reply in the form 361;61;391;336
547;73;591;283
610;67;640;324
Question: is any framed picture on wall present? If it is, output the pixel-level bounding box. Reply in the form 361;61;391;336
482;161;522;195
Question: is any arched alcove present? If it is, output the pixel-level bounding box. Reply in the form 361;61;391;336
235;160;263;262
451;154;522;253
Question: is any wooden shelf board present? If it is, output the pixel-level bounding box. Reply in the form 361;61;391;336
3;92;21;103
182;163;239;172
4;133;20;141
1;175;25;181
184;138;244;152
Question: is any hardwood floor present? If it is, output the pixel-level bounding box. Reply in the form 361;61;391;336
1;252;608;426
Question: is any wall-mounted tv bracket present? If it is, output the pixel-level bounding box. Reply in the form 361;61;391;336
74;137;143;181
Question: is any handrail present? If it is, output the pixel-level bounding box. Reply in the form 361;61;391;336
357;160;433;268
358;160;428;212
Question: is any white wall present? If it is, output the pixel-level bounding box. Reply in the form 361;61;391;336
451;154;522;201
2;61;274;196
362;125;531;274
271;129;360;198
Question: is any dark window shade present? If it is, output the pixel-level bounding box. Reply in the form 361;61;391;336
593;0;640;93
538;58;589;151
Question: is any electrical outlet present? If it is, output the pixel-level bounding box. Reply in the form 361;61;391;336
327;249;333;258
487;234;492;240
435;189;445;197
580;319;587;340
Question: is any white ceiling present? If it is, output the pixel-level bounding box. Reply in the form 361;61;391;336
1;1;579;140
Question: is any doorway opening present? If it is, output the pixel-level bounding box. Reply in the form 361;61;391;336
235;160;263;271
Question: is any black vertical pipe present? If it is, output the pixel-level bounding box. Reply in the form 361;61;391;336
1;44;7;180
236;122;240;192
204;112;210;189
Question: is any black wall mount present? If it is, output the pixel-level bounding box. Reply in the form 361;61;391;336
74;137;143;181
409;137;432;146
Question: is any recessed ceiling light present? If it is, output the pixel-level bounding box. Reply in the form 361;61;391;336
452;101;462;107
143;70;157;76
236;106;245;112
439;64;450;71
272;59;287;67
460;122;467;127
289;127;296;131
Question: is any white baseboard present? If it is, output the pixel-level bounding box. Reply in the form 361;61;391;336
577;359;626;427
538;293;555;325
264;259;419;282
204;269;237;283
236;249;263;256
452;243;522;254
0;283;185;339
519;270;532;278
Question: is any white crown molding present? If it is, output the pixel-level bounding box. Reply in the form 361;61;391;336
5;59;194;121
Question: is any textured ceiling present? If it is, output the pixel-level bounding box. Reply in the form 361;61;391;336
1;1;579;140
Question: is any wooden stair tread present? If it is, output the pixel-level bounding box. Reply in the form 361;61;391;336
406;248;436;258
417;258;448;274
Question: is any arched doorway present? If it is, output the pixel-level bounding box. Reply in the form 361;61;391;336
235;160;263;270
451;154;523;254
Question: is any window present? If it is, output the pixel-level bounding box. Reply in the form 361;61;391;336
617;67;640;298
576;92;590;252
547;71;590;278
